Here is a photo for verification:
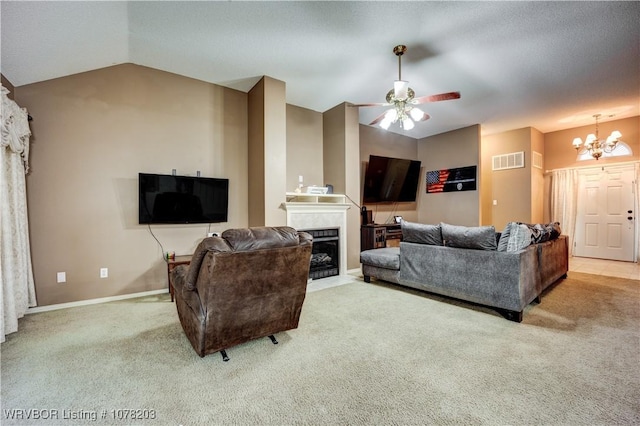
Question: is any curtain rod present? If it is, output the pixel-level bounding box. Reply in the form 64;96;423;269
544;160;639;174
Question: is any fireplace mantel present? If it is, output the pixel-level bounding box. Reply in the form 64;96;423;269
281;193;350;276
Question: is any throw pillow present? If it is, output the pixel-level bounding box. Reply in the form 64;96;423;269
440;223;497;251
402;221;443;245
497;222;515;252
519;222;562;243
506;224;532;252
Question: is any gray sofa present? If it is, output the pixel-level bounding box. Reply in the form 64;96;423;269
360;221;569;322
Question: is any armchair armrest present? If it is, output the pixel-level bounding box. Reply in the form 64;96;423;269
171;264;204;320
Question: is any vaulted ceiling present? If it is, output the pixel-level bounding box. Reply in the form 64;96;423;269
2;1;638;139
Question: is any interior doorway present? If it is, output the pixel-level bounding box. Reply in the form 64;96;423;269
573;165;636;262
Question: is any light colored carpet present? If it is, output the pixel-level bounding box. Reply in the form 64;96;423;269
1;272;639;425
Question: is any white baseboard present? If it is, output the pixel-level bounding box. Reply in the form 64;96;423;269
347;267;362;276
27;269;364;314
27;289;168;314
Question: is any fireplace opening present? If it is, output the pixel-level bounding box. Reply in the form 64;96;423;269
303;228;339;280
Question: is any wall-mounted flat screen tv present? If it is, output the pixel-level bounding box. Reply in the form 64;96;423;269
138;173;229;224
363;155;422;203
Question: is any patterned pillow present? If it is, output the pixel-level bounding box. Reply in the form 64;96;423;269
520;222;562;243
506;224;532;252
440;223;497;251
402;221;443;245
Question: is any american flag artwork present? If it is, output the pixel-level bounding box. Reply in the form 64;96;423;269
426;166;477;193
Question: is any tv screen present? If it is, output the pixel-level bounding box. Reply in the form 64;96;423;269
363;155;422;203
138;173;229;224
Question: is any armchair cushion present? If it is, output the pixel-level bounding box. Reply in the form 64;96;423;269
222;226;302;252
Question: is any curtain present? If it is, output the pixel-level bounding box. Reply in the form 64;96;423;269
1;85;36;343
550;169;579;257
636;163;640;263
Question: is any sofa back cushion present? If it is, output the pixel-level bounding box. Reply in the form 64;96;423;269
440;223;497;251
402;221;443;245
505;223;533;252
497;221;562;252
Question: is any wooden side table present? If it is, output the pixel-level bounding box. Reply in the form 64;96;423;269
167;255;192;302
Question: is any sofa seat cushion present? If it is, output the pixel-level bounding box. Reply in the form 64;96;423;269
360;247;400;271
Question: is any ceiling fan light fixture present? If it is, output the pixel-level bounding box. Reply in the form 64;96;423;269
384;108;398;121
379;118;392;130
402;117;415;130
356;44;461;132
394;80;409;99
409;107;425;121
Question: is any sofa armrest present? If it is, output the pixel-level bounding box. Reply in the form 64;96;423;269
172;264;205;320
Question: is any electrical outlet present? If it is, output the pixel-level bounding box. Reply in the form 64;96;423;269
57;272;66;283
207;232;220;237
100;268;108;278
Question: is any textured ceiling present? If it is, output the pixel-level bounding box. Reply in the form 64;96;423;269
1;1;639;139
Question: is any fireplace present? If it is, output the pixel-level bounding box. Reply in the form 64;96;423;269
281;193;350;277
303;228;339;280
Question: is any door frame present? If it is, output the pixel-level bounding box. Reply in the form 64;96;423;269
573;164;637;261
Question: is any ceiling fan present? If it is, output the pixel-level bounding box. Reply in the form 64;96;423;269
352;45;460;131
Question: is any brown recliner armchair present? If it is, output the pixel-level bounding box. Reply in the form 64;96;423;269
171;226;313;359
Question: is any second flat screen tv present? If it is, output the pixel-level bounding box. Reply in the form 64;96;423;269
139;173;229;224
363;155;422;203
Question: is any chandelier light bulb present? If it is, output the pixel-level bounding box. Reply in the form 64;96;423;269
572;137;583;148
409;107;425;121
379;118;392;130
384;108;398;121
394;81;409;99
402;117;415;130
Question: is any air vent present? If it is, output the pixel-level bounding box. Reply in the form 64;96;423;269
492;151;524;171
532;151;543;169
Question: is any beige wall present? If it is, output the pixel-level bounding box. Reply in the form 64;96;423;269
286;105;323;191
481;127;537;230
417;125;481;226
248;76;288;227
323;103;361;270
16;64;248;306
359;124;420;224
248;79;266;227
531;128;545;225
544;116;639;171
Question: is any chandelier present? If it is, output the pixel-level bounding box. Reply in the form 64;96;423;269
572;114;622;160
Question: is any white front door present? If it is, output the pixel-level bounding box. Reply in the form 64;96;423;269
574;165;635;261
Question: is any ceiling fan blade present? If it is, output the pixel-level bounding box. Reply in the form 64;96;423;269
414;112;431;122
350;102;392;108
412;91;461;104
369;111;389;126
